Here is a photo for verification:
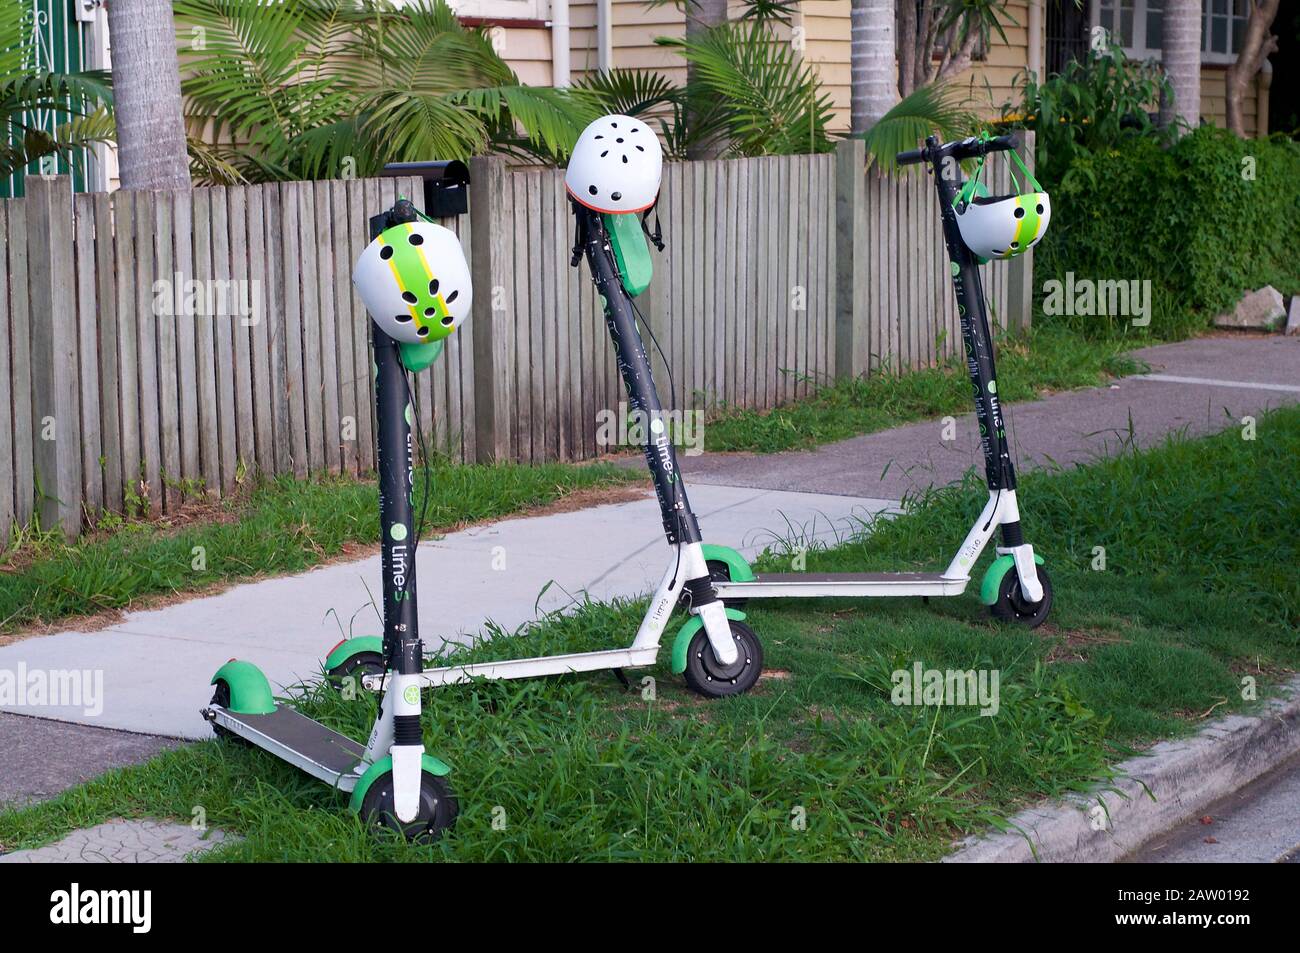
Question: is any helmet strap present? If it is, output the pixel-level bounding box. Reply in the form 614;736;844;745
641;196;664;252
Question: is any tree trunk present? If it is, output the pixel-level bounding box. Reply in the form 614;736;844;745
1158;0;1202;134
897;0;917;99
685;0;729;159
1225;0;1280;138
851;0;897;134
107;0;190;190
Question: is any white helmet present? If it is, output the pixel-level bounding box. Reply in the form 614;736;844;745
565;114;663;214
955;190;1052;261
353;220;472;344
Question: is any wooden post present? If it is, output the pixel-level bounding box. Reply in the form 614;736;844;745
25;176;82;540
1006;131;1037;333
470;157;511;463
834;138;868;380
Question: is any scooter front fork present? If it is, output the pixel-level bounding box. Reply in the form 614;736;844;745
363;669;426;823
994;492;1044;604
680;542;739;666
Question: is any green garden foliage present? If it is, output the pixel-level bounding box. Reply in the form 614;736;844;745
1034;127;1300;339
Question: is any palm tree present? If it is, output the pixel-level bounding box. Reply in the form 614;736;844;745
851;0;897;134
1158;0;1202;133
176;0;589;182
107;0;189;189
684;0;728;158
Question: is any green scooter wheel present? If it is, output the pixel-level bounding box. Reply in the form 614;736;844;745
360;770;459;843
990;564;1053;628
682;619;763;698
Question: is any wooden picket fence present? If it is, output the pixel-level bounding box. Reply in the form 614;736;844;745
0;137;1034;544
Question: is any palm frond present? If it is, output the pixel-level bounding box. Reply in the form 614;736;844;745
569;68;680;118
860;82;979;175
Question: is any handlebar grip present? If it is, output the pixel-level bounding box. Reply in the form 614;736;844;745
895;148;925;166
983;133;1019;153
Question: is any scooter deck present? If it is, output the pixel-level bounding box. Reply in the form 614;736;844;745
207;705;366;791
715;571;968;599
371;645;664;691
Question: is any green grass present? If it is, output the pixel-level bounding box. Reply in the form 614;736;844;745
0;461;639;633
1;406;1295;862
702;325;1147;452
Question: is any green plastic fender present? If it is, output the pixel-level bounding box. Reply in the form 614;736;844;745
604;212;653;297
979;553;1045;605
348;754;453;814
210;660;276;715
323;636;384;673
671;608;749;675
399;338;444;373
699;543;756;583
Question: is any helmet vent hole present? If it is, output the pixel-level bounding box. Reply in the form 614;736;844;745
621;155;628;164
424;307;436;316
380;246;394;260
445;290;459;303
1036;204;1044;214
610;122;618;128
1013;207;1025;219
441;316;454;326
594;134;603;140
395;313;412;323
616;137;624;143
429;278;439;295
402;291;417;304
635;145;644;152
588;185;598;196
409;233;424;246
1011;241;1020;248
611;191;622;202
416;326;429;337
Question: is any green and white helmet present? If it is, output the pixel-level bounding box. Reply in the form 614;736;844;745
953;142;1051;261
353;220;472;344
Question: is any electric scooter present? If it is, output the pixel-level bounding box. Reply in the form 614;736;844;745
202;199;458;841
699;134;1053;627
339;204;765;699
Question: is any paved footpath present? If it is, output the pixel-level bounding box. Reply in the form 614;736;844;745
1;334;1296;816
680;336;1300;498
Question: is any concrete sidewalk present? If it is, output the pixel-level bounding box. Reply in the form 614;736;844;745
0;485;893;740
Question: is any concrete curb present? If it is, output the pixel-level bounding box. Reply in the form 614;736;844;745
945;675;1300;863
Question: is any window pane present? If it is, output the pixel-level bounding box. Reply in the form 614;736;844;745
1147;8;1163;49
1213;0;1226;14
1120;8;1134;46
1232;15;1244;52
1212;16;1227;53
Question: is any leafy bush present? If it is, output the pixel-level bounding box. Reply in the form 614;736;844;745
1034;127;1300;339
1005;47;1173;186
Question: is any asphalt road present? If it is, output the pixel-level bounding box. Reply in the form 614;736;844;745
1123;752;1300;863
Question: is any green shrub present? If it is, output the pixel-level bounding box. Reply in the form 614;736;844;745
1034;127;1300;339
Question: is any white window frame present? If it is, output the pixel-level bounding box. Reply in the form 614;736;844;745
1090;0;1248;65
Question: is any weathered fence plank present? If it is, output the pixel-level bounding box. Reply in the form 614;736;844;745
73;194;102;515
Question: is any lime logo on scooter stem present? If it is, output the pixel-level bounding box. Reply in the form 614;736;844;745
390;523;408;541
403;685;419;706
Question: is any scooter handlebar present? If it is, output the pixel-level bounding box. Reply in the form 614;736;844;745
893;133;1021;168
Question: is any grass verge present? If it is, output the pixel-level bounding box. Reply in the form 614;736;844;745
1;407;1295;861
702;325;1147;453
0;461;641;635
